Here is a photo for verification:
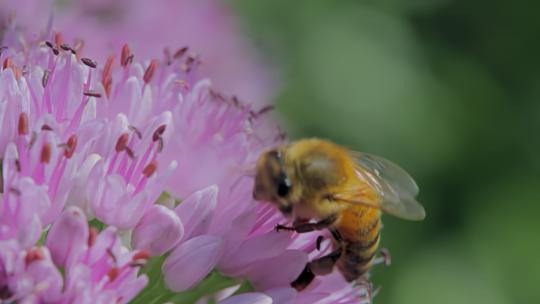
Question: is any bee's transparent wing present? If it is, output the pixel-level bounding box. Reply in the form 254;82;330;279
335;153;426;221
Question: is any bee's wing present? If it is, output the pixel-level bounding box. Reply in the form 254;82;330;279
334;152;426;221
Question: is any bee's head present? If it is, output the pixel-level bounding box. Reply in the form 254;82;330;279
253;149;294;216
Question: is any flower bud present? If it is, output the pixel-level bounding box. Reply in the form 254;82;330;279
132;205;184;256
44;206;89;268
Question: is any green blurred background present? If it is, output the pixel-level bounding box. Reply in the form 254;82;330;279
228;1;540;303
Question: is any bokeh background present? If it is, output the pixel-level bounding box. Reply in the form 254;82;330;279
1;0;537;303
228;1;539;303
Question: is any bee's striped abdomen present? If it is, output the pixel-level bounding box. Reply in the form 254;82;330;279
336;212;381;282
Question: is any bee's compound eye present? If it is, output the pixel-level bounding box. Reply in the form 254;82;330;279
277;174;291;197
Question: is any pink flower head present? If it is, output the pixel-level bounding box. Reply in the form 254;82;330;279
0;8;376;303
46;207;149;304
1;244;63;303
0;0;274;107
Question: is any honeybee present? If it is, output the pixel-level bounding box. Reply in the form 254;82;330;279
253;138;425;291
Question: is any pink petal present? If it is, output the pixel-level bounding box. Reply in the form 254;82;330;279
219;230;291;276
265;287;297;304
218;293;273;304
132;205;184;256
242;250;308;290
174;185;218;239
163;234;223;292
45;206;89;268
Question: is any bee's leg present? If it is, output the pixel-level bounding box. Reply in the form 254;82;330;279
290;264;315;291
276;214;338;233
372;247;391;267
308;247;342;276
355;275;375;304
316;229;342;251
316;235;324;251
291;247;342;291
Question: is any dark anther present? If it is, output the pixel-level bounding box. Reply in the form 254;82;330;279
115;133;129;152
45;41;53;48
18;112;28;135
157;137;164;153
84;91;102;98
60;44;71;51
125;147;135;159
152;125;166;142
257;105;275;116
121;44;132;67
142;161;157;178
41;124;53;131
143;60;158;83
40;143;52;164
3;58;11;70
42;70;50;87
125;54;134;65
81;58;97;68
64;135;77;159
173;46;188;59
128;125;142;139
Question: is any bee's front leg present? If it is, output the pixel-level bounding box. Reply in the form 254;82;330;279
275;214;338;233
275;217;308;232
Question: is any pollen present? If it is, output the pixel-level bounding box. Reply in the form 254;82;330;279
2;57;12;70
115;133;129;152
54;32;64;46
173;46;188;59
102;55;115;97
152;125;166;142
64;135;78;158
107;267;120;282
142;161;157;178
42;70;50;87
121;44;133;67
143;60;158;84
18;112;28;135
40;143;52;164
41;124;53;131
24;248;44;265
132;250;150;262
83;90;102;98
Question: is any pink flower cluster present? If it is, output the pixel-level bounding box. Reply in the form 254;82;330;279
0;3;367;304
0;0;274;107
